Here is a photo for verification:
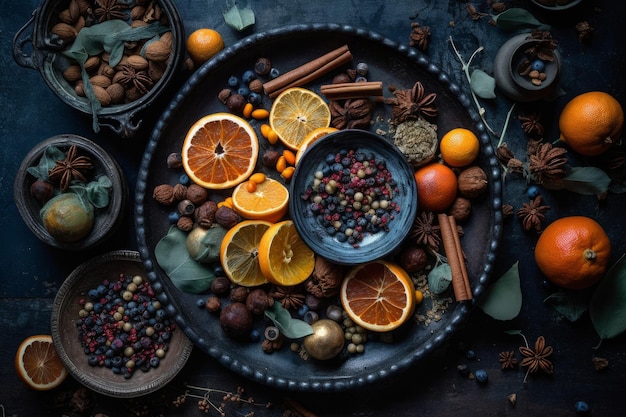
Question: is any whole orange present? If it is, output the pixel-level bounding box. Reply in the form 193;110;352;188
558;91;624;156
534;216;611;290
186;28;225;65
439;128;480;167
413;163;457;212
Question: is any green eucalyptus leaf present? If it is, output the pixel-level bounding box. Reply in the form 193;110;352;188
544;290;590;322
478;261;522;321
264;302;314;339
503;329;522;336
543;166;611;195
427;262;452;294
223;3;255;31
470;69;497;99
492;8;546;31
27;146;66;180
155;226;215;294
84;176;112;209
590;254;626;340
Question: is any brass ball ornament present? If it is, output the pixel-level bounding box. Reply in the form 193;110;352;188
302;319;345;360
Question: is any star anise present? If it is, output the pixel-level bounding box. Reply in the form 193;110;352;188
48;145;93;192
517;195;550;233
409;211;441;252
409;22;431;51
499;350;518;369
519;335;553;376
94;0;127;22
519;113;544;137
329;98;375;130
502;204;514;218
495;143;515;165
117;65;154;94
528;142;568;184
270;285;305;310
387;81;437;124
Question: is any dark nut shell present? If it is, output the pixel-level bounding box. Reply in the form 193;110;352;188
457;166;488;199
399;246;428;273
195;200;218;228
226;93;246;115
215;206;241;229
211;276;231;295
219;302;253;339
173;183;187;201
186;183;208;205
230;286;249;303
176;215;194;231
449;197;472;223
152;184;175;205
246;288;273;315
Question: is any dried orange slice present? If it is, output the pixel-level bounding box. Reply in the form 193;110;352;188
295;126;338;164
182;113;258;189
15;335;68;390
232;177;289;223
269;87;331;150
340;260;416;332
220;220;272;287
258;220;316;286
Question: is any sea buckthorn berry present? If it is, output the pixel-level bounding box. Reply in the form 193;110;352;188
282;149;296;166
267;129;279;144
251;108;270;120
243;102;254;118
260;123;272;138
249;172;266;184
281;166;295;181
246;180;257;193
275;155;287;173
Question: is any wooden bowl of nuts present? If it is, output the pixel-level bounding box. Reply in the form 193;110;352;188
13;134;127;250
289;129;419;266
12;0;184;138
51;250;194;397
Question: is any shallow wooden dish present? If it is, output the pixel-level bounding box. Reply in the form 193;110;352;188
51;250;194;398
13;134;127;251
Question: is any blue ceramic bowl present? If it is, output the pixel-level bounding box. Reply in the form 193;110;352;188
289;129;418;265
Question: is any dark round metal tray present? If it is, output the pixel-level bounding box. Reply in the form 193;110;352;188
135;24;502;392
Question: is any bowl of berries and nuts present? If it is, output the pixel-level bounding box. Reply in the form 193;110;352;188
51;250;194;397
12;0;185;137
289;129;418;265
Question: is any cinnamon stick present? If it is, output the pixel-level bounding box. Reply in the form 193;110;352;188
437;213;472;301
320;81;384;100
262;45;353;98
448;215;472;299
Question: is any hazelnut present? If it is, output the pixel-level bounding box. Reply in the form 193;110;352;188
246;288;273;315
186;183;208;205
219;302;253;339
230;286;249;303
195;200;218;228
30;179;54;205
254;57;272;76
166;152;182;169
333;73;353;84
248;78;263;93
457;166;488;198
205;296;221;312
399;246;428;273
218;88;232;104
211;276;231;295
152;184;175;205
449;197;472;223
215;206;241;229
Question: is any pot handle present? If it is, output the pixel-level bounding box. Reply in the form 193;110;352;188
99;111;143;139
12;10;39;70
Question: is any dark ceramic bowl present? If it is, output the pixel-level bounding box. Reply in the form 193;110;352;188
12;0;184;138
530;0;582;10
14;134;127;250
51;250;194;398
289;129;418;265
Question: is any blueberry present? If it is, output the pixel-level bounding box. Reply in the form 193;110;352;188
88;355;100;367
466;349;476;359
248;92;262;105
196;298;206;308
149;356;160;368
575;401;590;414
474;368;488;383
530;59;545;72
179;173;190;185
242;69;257;84
248;328;261;342
237;86;250;97
227;75;239;87
269;67;280;79
527;185;541;198
297;304;309;317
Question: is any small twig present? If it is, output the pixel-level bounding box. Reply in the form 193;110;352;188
449;36;498;137
497;103;517;149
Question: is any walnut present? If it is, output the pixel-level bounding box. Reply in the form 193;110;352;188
246;288;274;315
186;183;208;205
217;88;231;104
153;184;175;205
215;206;241;229
176;216;194;231
230;286;249;303
399;246;428;273
457;166;488;198
173;183;187;201
195;200;218;228
448;197;472;223
304;257;344;298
